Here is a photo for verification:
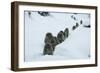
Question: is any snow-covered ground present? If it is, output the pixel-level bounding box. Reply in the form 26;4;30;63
24;11;90;62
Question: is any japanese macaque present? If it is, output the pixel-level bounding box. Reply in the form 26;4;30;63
71;15;74;18
73;17;76;20
72;25;76;30
44;32;59;51
54;36;60;45
76;22;79;27
80;20;83;24
43;43;53;55
63;28;69;40
50;37;58;51
57;31;65;43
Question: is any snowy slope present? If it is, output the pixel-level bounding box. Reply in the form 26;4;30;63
24;11;90;62
54;26;90;60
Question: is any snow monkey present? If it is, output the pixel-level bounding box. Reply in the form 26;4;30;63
54;36;60;45
57;31;65;43
44;32;53;44
63;28;69;40
73;17;76;20
72;25;76;30
50;36;59;51
44;32;59;52
43;43;53;55
76;22;79;27
80;20;83;24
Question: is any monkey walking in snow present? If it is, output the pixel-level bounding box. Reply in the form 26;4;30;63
53;36;60;45
63;28;69;40
57;31;65;43
76;22;79;27
44;33;57;51
80;20;83;24
50;36;59;51
72;25;76;30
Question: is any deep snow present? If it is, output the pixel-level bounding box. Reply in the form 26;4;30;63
24;11;90;62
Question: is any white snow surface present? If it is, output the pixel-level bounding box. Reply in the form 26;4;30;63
24;11;90;62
